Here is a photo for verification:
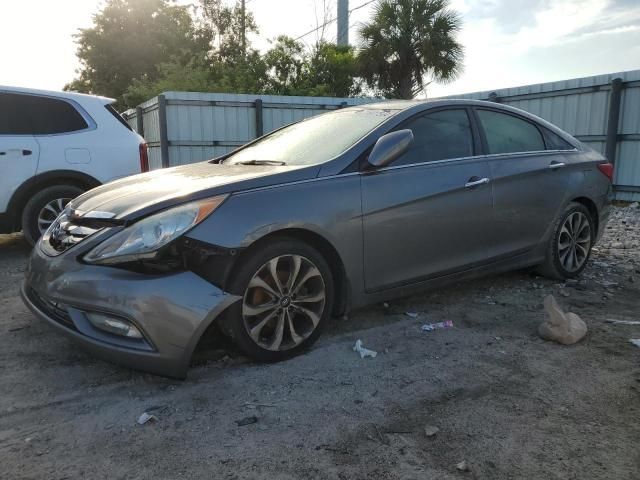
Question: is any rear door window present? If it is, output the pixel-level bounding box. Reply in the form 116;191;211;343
393;109;474;166
0;92;89;135
476;109;545;155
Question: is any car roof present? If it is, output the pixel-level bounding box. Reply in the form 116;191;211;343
0;85;115;105
353;97;577;146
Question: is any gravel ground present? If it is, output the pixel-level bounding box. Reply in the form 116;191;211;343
1;204;639;480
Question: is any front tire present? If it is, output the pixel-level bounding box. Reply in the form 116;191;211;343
226;238;334;362
21;185;84;246
537;202;594;280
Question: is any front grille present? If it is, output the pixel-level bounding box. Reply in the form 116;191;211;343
27;287;75;329
42;210;100;256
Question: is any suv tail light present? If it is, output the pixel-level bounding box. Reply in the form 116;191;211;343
597;163;614;181
139;142;149;172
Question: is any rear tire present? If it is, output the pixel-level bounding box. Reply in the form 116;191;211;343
21;185;84;246
225;238;334;362
537;202;595;280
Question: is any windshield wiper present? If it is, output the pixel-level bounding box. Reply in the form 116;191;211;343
235;160;287;166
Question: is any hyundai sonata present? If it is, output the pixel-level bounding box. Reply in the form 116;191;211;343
21;99;612;377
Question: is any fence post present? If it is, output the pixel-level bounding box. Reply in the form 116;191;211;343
255;99;264;138
157;94;170;168
605;78;623;167
135;106;144;137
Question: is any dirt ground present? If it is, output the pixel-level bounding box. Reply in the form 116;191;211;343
1;204;639;480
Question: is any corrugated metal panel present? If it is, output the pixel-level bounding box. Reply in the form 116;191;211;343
445;70;640;201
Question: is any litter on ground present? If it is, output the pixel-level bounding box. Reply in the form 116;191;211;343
421;320;453;332
137;412;158;425
606;319;640;325
353;339;377;358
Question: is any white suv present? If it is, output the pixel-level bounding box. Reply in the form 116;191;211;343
0;86;147;245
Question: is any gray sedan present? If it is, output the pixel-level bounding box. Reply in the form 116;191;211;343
21;99;612;377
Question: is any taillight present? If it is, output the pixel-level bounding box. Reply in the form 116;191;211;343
597;163;613;181
139;142;149;172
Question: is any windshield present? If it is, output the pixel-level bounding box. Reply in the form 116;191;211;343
224;108;396;166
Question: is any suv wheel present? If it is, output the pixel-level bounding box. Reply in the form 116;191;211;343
21;185;84;246
225;238;334;362
538;202;595;280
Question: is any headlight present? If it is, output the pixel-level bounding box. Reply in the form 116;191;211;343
84;195;227;264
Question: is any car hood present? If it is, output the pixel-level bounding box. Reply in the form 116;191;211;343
69;161;317;221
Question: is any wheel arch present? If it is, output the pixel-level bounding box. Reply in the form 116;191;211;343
234;227;350;317
6;170;101;231
570;196;599;237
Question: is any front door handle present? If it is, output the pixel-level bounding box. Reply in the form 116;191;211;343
549;161;566;170
22;149;32;156
465;177;490;188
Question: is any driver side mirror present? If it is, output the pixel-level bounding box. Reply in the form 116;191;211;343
367;129;414;169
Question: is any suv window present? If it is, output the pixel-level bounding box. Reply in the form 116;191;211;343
0;92;89;135
105;104;133;131
394;109;473;166
477;109;544;154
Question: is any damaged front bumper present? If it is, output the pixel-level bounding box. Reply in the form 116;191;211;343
21;236;240;378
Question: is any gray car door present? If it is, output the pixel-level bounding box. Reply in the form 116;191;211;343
361;108;495;293
474;108;572;258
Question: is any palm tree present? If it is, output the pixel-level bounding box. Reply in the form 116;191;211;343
358;0;463;99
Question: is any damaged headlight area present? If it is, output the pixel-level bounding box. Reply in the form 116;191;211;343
84;195;227;265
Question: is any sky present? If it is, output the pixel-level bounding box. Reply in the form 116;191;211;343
1;0;639;98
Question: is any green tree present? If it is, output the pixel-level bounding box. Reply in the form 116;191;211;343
306;42;362;97
65;0;207;108
358;0;463;99
263;36;308;95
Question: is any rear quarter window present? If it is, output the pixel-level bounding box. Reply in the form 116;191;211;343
477;109;545;155
0;92;89;135
105;104;133;131
543;128;575;150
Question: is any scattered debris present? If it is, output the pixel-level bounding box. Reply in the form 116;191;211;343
243;402;277;409
353;339;377;359
606;319;640;326
456;460;470;472
421;320;453;332
405;311;419;318
539;295;587;345
137;412;158;425
424;425;440;437
373;425;389;445
630;339;640;348
235;416;258;427
8;324;30;332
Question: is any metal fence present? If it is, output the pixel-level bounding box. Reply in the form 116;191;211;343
445;70;640;201
123;70;640;200
123;92;374;170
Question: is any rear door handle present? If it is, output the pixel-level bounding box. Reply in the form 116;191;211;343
465;177;490;188
22;149;32;156
549;161;566;170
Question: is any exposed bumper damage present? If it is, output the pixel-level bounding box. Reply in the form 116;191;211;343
21;242;240;378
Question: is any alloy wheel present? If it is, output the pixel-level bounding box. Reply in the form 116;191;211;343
37;198;71;234
242;255;326;351
558;211;591;272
